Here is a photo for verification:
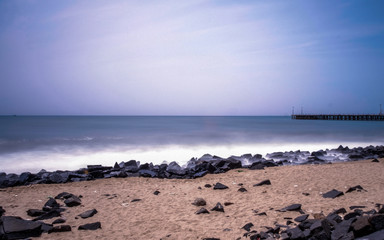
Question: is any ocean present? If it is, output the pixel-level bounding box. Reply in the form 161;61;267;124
0;116;383;174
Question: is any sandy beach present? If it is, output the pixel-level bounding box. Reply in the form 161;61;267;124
1;159;383;239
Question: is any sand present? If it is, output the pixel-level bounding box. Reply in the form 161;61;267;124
1;159;383;240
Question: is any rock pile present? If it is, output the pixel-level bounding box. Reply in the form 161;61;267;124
0;145;383;188
0;192;101;239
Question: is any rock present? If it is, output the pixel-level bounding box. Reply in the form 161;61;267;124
202;238;220;240
309;220;322;235
238;187;247;192
369;214;384;231
211;202;224;212
355;229;384;240
27;209;46;217
1;216;43;239
18;172;32;184
131;199;141;202
192;198;206;206
372;159;380;162
153;190;160;195
204;184;212;188
224;202;234;206
332;208;347;215
280;204;302;212
331;218;354;240
138;169;157;178
52;218;66;224
213;182;228;190
350;206;366;210
249;162;265;170
78;222;102;230
294;214;309;222
0;206;5;216
43;197;60;211
166;162;186;176
346;185;365;193
352;216;374;237
33;209;62;221
48;225;71;233
253;179;271;186
48;172;69;184
344;212;361;220
193;171;209;178
242;222;254;231
255;212;267;216
64;195;81;207
79;209;98;219
287;227;305;240
55;192;74;200
298;219;318;230
322;189;344;199
195;208;210;214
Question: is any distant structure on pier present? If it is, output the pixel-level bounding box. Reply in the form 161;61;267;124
291;114;384;121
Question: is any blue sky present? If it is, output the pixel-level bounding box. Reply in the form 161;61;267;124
0;0;383;115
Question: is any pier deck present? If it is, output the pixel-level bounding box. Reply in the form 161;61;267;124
292;114;384;121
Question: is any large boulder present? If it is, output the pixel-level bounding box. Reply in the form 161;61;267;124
166;162;186;176
1;216;43;239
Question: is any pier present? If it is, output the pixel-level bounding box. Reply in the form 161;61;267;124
292;114;384;121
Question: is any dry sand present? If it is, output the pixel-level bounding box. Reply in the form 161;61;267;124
1;159;383;240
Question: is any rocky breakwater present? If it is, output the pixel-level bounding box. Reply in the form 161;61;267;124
1;145;383;188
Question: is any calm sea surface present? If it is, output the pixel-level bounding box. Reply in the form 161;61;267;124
0;116;383;173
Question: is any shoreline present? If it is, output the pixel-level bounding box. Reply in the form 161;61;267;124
0;158;383;239
1;144;383;188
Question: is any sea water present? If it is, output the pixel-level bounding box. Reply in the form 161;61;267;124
0;116;383;173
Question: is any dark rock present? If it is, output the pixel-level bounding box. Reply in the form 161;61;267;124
166;162;186;176
249;162;265;170
224;202;234;206
64;195;81;207
213;182;228;190
344;212;361;220
48;172;69;184
27;209;45;217
294;214;309;222
302;192;310;196
204;184;212;188
286;220;294;225
18;172;32;184
355;229;384;240
48;225;71;233
78;222;101;230
322;189;344;199
321;218;332;239
79;209;98;219
52;218;66;224
138;169;157;178
55;192;74;200
1;216;43;239
332;208;347;215
253;179;271;186
350;206;366;210
255;212;267;216
211;202;224;212
238;187;247;192
33;209;62;221
242;222;254;231
193;171;208;178
280;232;290;240
195;208;210;214
131;199;141;202
352;216;374;237
43;197;60;211
0;206;5;217
40;222;53;233
202;238;220;240
287;227;305;240
153;190;160;195
331;218;354;240
369;214;384;230
192;198;206;206
346;185;365;193
280;204;302;212
298;219;318;230
372;158;380;162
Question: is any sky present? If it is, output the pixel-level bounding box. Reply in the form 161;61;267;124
0;0;384;116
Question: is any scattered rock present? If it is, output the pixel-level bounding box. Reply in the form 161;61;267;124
294;214;309;222
302;192;310;196
195;208;210;214
52;218;66;224
78;222;102;230
350;206;366;210
1;216;43;239
255;212;267;216
372;159;379;162
224;202;234;206
48;225;72;233
43;197;60;211
204;184;212;188
238;187;247;192
131;199;141;202
211;202;224;212
78;209;98;219
280;204;302;212
253;179;271;187
27;209;45;217
346;185;365;193
192;198;206;206
153;190;160;195
322;189;344;199
242;222;254;231
64;196;81;207
213;182;228;190
33;209;62;221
